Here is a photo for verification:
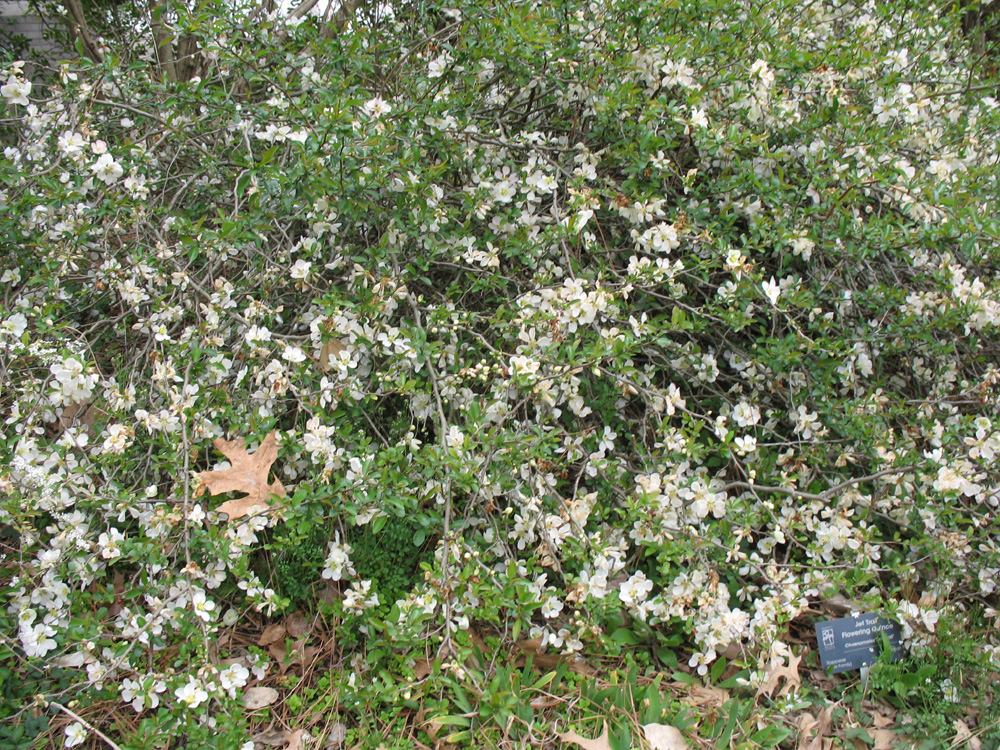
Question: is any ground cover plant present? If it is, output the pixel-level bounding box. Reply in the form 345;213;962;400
1;0;999;747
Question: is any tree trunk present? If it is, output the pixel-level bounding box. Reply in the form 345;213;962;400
61;0;105;63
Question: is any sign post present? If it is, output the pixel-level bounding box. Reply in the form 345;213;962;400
814;613;904;674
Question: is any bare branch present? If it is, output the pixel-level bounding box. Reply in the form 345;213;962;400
720;465;918;502
330;0;361;31
290;0;324;20
60;0;105;63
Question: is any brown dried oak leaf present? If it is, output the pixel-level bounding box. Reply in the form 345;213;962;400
197;431;286;521
757;650;802;700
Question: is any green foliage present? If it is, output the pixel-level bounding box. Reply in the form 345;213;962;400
868;656;940;712
862;611;1000;746
349;514;430;614
267;522;330;609
0;628;78;750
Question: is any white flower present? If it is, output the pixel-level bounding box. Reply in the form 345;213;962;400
1;312;27;338
732;401;760;427
509;355;540;377
493;181;516;203
290;259;311;280
1;75;30;106
689;107;708;129
244;325;272;346
22;622;57;657
762;277;780;305
541;595;564;618
343;579;379;614
282;345;307;363
64;722;87;748
101;423;133;455
661;59;696;89
724;248;745;273
597;426;617;453
90;153;124;184
688;649;716;676
362;96;391;118
619;571;653;607
734;435;757;455
57;131;87;158
121;677;145;712
219;663;250;697
749;59;774;87
98;528;125;560
427;52;453;78
321;538;355;580
175;678;209;707
191;589;216;621
790;234;815;261
793;405;825;439
446;425;464;449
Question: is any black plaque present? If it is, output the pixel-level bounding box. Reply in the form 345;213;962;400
814;613;904;674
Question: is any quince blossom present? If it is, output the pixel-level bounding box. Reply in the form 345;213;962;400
1;74;30;106
90;153;124;184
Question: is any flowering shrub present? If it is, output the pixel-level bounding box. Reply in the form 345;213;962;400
1;0;999;745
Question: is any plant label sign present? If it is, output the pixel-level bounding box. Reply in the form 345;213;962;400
815;613;904;674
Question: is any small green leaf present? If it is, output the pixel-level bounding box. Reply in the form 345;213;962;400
433;715;471;727
611;628;641;645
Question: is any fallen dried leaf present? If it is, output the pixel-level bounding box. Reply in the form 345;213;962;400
530;696;563;709
416;706;444;742
319;338;347;371
917;592;938;608
107;571;126;618
797;705;833;750
58;398;104;437
675;683;728;708
291;637;321;668
254;729;311;750
287;612;313;638
318;580;341;606
642;723;688;749
197;431;286;520
244;686;279;710
259;623;287;646
517;638;596;676
556;721;611;750
758;651;802;700
412;658;433;681
284;729;310;750
253;731;291;746
797;713;819;750
323;724;347;750
872;729;896;750
268;640;288;669
953;720;982;750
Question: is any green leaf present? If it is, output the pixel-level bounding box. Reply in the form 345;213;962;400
259;145;281;165
433;715;471;727
710;656;727;683
611;628;641;645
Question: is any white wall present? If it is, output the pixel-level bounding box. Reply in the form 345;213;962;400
1;0;64;59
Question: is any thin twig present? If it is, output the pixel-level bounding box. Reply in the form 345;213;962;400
720;465;917;502
407;295;454;657
47;701;123;750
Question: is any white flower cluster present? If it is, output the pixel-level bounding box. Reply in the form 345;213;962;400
49;356;98;406
321;536;356;580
